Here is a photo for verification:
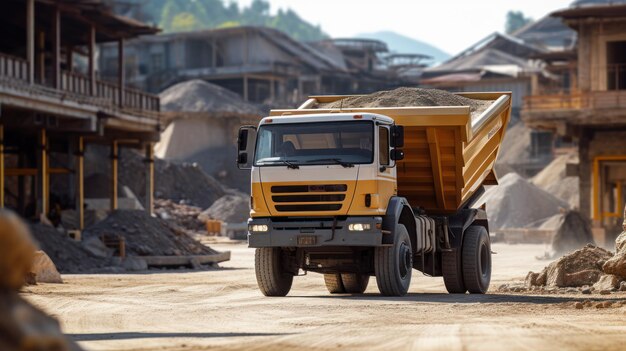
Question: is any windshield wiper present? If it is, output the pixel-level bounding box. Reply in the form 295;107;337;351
306;158;354;168
279;160;300;169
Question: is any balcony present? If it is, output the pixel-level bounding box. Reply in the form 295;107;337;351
524;91;626;111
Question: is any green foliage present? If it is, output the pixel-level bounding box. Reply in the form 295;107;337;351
505;11;533;34
130;0;328;41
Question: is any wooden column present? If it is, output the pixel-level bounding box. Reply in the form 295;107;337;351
0;124;4;208
110;140;118;211
39;129;48;216
76;136;84;229
52;7;61;89
26;0;35;84
243;75;249;101
145;143;154;215
118;38;125;107
88;25;96;95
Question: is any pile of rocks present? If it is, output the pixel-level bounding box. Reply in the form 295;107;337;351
155;199;205;232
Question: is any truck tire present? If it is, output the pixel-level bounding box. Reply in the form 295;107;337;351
375;224;412;296
324;273;345;294
341;273;370;294
442;249;466;294
255;248;293;297
462;226;491;294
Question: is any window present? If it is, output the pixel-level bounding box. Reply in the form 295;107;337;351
379;126;389;166
607;41;626;90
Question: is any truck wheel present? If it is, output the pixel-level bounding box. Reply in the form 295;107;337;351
324;273;345;294
375;224;412;296
462;226;492;294
255;248;293;296
341;273;370;294
442;249;466;294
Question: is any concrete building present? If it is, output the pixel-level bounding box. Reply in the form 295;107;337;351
522;2;626;242
0;0;160;228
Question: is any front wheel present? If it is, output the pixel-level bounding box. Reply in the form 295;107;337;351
462;226;492;294
255;248;293;296
375;224;412;296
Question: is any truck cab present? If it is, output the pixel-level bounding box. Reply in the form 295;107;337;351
238;92;511;297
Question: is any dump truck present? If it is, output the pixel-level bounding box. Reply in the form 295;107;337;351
237;91;512;296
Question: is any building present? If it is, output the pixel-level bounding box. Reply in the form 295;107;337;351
0;0;160;229
522;2;626;242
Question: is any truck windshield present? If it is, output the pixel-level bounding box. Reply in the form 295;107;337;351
254;121;374;166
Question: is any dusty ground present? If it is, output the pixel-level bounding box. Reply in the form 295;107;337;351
23;242;626;351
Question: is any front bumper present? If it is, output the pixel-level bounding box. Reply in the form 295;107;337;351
248;217;383;248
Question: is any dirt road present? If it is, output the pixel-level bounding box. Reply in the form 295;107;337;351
23;243;626;351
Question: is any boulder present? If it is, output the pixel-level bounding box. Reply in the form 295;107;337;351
602;251;626;279
525;271;547;287
544;244;613;287
0;210;37;290
30;251;63;284
81;236;111;258
122;256;148;271
592;274;621;291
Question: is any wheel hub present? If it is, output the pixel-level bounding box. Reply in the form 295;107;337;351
399;242;412;279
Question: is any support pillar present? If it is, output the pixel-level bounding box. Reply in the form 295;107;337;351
76;136;84;229
52;7;61;89
110;140;118;211
26;0;35;84
269;79;275;101
118;38;125;107
0;124;4;208
88;25;96;95
243;75;249;101
39;129;48;217
145;143;154;215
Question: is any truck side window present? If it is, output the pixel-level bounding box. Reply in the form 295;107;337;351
379;126;390;166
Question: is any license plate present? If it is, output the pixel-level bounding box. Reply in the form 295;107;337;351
297;235;317;245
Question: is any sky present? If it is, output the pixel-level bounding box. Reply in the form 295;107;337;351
232;0;573;54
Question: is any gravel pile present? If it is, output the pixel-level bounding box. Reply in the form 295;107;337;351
83;210;218;257
531;153;579;208
476;172;569;230
198;193;250;224
316;87;493;120
551;210;595;255
155;199;205;232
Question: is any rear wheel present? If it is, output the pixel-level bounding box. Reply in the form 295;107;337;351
341;273;370;294
375;224;412;296
462;226;491;294
442;249;467;294
324;273;345;294
255;248;293;296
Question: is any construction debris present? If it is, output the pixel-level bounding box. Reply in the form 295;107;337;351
476;172;568;231
551;210;595;255
155;199;205;232
317;87;493;119
0;210;82;351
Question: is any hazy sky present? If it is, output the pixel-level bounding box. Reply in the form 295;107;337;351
232;0;573;54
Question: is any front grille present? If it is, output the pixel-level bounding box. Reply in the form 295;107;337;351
271;184;347;212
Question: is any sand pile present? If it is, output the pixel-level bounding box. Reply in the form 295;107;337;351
496;122;531;174
155;199;205;232
160;79;263;116
317;87;493;119
476;172;569;230
30;224;109;273
551;210;595;255
83;210;218;257
531;153;579;208
198;193;250;224
0;210;83;351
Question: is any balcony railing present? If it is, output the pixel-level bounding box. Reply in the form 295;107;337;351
524;91;626;111
0;53;28;81
1;53;159;115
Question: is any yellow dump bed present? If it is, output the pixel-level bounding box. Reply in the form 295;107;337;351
270;92;512;214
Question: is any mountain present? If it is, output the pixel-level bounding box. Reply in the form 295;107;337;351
356;31;450;63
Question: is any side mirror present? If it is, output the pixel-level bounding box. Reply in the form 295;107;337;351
390;125;404;148
237;126;257;170
390;149;404;161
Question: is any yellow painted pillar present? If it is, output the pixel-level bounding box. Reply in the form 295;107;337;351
76;136;84;229
145;142;154;215
0;124;4;208
40;129;48;216
111;140;118;211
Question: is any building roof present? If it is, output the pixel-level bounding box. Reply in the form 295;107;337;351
553;3;626;19
512;15;576;51
426;48;535;74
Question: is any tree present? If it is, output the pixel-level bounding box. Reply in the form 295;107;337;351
505;11;533;34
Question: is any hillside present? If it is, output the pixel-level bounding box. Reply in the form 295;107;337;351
357;31;450;63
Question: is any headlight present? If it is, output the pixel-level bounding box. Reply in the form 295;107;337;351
348;223;371;231
249;224;269;232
